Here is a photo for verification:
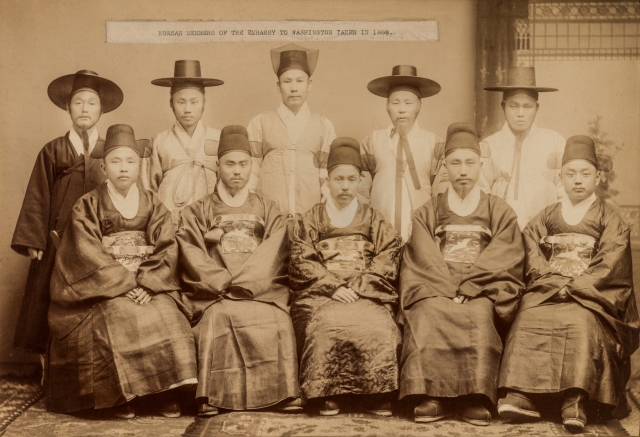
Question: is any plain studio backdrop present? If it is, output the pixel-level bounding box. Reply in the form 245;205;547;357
0;0;638;365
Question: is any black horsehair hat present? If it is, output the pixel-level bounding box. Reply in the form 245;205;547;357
91;124;150;159
368;65;441;99
152;60;224;93
48;70;123;113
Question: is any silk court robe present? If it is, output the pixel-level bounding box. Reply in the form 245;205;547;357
499;199;639;418
11;133;106;352
141;121;220;226
46;183;197;413
399;189;525;404
177;190;300;410
289;201;403;400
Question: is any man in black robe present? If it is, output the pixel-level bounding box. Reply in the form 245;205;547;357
11;70;123;354
497;135;639;430
399;123;525;426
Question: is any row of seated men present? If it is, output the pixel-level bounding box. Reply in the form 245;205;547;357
10;45;637;430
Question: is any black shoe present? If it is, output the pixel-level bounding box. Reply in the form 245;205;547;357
276;397;304;412
113;400;136;419
159;400;181;418
561;391;587;430
414;397;448;423
459;397;491;426
365;399;392;417
497;391;541;421
319;399;340;416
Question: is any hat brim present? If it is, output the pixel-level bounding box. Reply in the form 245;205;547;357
367;75;441;98
48;74;124;113
91;139;151;159
151;78;224;87
484;86;558;92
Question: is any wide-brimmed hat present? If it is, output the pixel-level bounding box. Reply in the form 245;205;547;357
48;70;123;113
484;67;558;92
91;124;150;159
208;125;252;158
271;43;319;78
547;135;612;172
151;60;224;89
367;65;441;98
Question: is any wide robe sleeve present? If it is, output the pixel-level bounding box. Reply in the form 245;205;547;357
346;209;402;304
11;142;58;254
456;196;525;323
521;205;639;358
48;190;179;338
400;195;525;324
139;133;165;193
289;205;347;299
176;198;233;320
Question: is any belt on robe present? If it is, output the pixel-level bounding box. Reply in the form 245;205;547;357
540;233;596;248
105;246;154;255
435;224;493;238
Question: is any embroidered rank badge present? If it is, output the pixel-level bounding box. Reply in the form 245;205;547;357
317;235;374;272
209;214;264;254
542;233;597;277
435;225;492;264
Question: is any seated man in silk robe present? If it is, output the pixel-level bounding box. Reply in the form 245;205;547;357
142;60;223;227
247;43;336;218
497;135;639;430
399;122;525;426
11;70;122;356
176;125;301;417
47;124;197;419
289;137;403;417
358;65;447;241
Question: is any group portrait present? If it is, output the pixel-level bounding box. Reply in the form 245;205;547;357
1;0;639;436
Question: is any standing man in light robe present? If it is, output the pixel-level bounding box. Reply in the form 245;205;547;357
482;67;565;229
142;60;223;227
359;65;446;241
247;43;337;220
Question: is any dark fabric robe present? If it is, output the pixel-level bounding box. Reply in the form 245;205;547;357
11;134;106;352
289;202;403;400
177;191;299;409
399;190;525;403
46;183;196;412
499;200;639;415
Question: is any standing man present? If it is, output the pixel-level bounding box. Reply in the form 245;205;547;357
360;65;445;241
247;43;336;219
482;66;565;229
142;60;223;226
11;70;123;355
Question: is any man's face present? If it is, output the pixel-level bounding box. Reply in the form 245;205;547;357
218;151;252;192
68;90;102;131
171;88;205;130
561;159;599;205
503;92;539;133
277;69;312;111
386;90;421;130
327;164;361;208
101;147;140;195
445;148;482;194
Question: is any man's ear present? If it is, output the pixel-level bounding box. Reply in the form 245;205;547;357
276;80;281;94
307;78;313;92
595;171;602;186
100;162;106;175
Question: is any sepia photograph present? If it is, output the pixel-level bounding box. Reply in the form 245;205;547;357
0;0;639;435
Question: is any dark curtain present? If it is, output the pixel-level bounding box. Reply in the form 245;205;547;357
475;0;529;139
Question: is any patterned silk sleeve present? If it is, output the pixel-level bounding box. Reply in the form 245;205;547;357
347;209;402;304
289;206;346;299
